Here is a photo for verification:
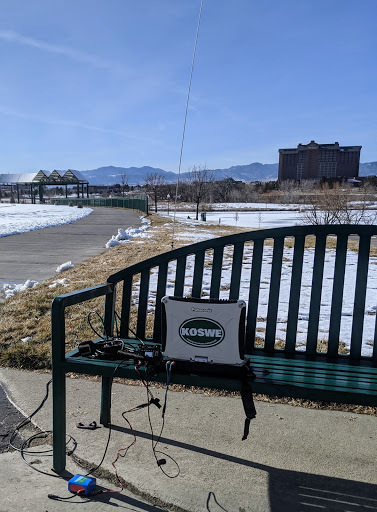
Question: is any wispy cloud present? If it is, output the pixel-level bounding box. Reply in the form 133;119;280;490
0;106;160;145
0;29;116;71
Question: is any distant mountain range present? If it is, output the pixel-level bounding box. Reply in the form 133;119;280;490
80;162;377;186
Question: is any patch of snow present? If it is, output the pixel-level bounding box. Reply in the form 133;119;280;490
56;261;74;273
105;217;151;249
49;278;69;288
2;279;39;298
0;203;93;237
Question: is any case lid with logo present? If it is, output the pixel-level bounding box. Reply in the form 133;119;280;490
161;296;246;366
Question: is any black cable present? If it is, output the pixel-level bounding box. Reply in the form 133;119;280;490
8;378;52;451
115;309;146;346
87;310;108;340
143;364;180;478
8;378;77;478
84;358;129;477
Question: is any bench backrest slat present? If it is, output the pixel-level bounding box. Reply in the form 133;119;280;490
265;237;284;351
350;235;371;359
306;234;327;354
245;238;264;352
106;224;377;362
136;268;150;339
328;235;348;356
153;262;169;342
174;256;187;297
210;246;224;299
229;242;245;300
285;235;306;353
192;250;205;298
120;274;133;338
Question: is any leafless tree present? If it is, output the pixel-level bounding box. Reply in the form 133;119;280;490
213;177;236;202
278;179;298;204
187;166;214;220
302;182;376;225
120;173;128;197
144;173;166;213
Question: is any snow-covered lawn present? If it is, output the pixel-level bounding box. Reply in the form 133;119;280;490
0;203;93;237
167;208;377;230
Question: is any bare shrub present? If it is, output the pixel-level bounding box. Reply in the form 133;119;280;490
303;183;377;225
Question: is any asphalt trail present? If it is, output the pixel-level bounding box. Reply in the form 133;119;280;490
0;206;143;283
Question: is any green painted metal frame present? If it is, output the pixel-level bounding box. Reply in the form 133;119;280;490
52;224;377;472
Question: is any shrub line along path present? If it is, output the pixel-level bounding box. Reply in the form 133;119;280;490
0;206;142;284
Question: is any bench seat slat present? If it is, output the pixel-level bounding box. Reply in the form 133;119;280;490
251;365;377;389
252;371;377;392
249;353;377;373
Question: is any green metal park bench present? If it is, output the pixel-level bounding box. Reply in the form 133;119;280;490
51;224;377;471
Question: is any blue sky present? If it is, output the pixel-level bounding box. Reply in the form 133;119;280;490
1;0;376;173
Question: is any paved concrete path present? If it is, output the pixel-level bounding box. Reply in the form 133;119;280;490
0;207;142;284
0;368;376;512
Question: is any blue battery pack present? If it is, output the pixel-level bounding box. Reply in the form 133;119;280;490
68;474;96;495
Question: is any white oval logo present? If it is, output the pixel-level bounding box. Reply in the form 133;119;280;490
179;318;225;347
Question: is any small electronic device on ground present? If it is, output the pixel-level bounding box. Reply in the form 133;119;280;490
161;296;247;373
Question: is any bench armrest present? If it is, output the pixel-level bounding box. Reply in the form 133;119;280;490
51;283;115;363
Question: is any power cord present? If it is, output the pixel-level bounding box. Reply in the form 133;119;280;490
136;362;180;478
9;378;77;478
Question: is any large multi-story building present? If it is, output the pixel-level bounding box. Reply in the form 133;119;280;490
278;141;361;181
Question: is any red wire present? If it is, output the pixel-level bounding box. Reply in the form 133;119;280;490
99;407;137;495
102;364;152;495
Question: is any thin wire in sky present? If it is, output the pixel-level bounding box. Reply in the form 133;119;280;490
171;0;204;250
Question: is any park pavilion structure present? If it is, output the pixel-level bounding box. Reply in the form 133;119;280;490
0;169;89;203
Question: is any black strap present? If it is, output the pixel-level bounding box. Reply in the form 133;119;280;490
240;373;257;441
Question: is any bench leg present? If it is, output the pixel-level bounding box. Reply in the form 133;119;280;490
100;376;113;427
52;366;66;472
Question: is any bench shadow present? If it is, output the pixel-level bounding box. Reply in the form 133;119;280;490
111;424;377;512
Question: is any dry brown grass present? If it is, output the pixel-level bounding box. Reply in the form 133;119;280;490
0;214;245;368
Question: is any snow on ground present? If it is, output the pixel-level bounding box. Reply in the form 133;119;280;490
2;279;39;299
56;261;75;273
160;202;304;211
105;217;151;248
210;202;303;210
168;209;377;230
0;203;93;237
